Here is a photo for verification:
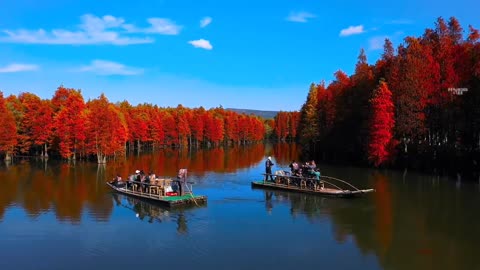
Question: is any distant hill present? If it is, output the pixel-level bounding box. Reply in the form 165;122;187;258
226;108;279;119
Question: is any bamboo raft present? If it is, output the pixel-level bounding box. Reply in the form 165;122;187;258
106;177;207;207
252;173;374;198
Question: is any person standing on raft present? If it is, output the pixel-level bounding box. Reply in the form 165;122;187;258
265;156;275;182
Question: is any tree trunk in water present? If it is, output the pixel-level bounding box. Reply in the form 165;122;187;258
137;139;141;152
5;152;11;161
97;153;106;164
44;143;49;158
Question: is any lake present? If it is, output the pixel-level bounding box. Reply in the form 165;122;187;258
0;143;479;270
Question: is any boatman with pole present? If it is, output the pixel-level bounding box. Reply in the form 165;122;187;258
264;156;275;183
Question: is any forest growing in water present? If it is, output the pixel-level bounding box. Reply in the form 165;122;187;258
289;17;480;180
0;87;266;163
1;17;479;180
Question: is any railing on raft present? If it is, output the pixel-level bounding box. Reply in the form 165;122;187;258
262;170;362;191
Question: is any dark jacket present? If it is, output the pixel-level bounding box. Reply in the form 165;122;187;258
265;159;274;168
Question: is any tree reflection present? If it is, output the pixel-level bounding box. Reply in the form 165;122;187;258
259;170;480;270
0;160;113;224
106;144;268;180
0;143;269;223
373;172;393;257
271;143;301;166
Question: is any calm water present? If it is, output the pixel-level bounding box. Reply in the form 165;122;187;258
0;143;479;270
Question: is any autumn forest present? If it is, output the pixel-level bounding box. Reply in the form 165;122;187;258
0;17;479;179
0;87;267;163
293;17;480;179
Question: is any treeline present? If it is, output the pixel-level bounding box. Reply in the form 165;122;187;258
0;87;266;163
297;17;480;179
270;111;301;142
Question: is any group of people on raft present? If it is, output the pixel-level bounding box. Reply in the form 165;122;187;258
110;170;158;191
264;156;322;187
109;169;188;193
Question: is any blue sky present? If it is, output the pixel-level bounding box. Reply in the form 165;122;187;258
0;0;478;111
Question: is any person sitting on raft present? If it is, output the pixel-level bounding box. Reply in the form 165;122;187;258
307;161;321;181
305;161;320;181
110;174;124;187
289;160;300;176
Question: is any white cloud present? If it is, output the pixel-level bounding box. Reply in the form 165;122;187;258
339;25;365;36
200;17;212;28
188;39;213;50
286;12;316;23
125;18;182;35
0;63;39;73
78;60;143;75
0;14;182;45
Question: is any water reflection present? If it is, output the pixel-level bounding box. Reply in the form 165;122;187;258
257;187;332;221
270;143;301;166
0;144;274;223
0;160;112;224
106;144;269;179
2;143;480;270
257;169;480;270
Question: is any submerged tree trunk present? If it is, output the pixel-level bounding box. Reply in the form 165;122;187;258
97;152;106;164
44;143;49;158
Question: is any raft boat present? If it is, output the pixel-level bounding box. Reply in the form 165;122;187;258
106;171;207;207
251;172;374;198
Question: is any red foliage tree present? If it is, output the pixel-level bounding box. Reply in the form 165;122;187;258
274;111;289;140
53;89;86;159
130;105;149;149
84;94;128;163
190;107;205;147
18;93;54;156
204;111;224;146
0;92;17;160
174;105;191;146
223;110;240;144
368;81;396;167
146;107;165;149
162;110;178;146
289;111;300;140
51;86;72;112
